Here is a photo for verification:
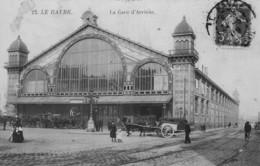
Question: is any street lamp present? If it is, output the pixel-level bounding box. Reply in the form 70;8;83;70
85;90;99;132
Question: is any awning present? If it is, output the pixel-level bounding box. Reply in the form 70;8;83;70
98;95;172;104
9;95;172;104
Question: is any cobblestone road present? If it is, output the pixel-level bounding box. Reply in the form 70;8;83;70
222;129;260;166
0;126;255;166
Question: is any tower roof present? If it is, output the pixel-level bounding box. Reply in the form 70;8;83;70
8;36;29;53
172;16;195;39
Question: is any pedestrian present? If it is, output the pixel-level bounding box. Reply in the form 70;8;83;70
99;120;103;132
203;123;206;132
95;120;99;132
139;120;146;137
109;121;117;143
184;120;191;143
244;121;252;140
200;123;206;132
8;123;24;143
116;129;123;143
8;126;15;142
3;118;7;130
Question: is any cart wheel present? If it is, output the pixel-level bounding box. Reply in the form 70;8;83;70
161;125;174;138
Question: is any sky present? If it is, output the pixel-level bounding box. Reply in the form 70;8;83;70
0;0;259;120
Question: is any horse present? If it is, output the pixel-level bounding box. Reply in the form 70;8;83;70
120;117;147;137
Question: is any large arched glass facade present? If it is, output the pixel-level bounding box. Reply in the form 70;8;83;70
22;70;48;93
135;63;168;91
56;38;124;92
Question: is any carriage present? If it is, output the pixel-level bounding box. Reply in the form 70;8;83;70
121;116;180;138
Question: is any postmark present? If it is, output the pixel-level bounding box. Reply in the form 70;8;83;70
206;0;256;47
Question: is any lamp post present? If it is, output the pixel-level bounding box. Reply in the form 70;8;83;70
85;90;99;132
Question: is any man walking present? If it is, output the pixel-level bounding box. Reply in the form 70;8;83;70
244;121;252;140
184;120;191;143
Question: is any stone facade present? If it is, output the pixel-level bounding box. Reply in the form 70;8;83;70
4;10;239;129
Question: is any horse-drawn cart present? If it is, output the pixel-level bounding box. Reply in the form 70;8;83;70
124;120;178;138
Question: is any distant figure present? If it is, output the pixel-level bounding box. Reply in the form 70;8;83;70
228;122;231;128
117;129;123;143
8;126;15;142
184;120;191;143
244;121;252;140
99;120;103;132
3;119;7;130
201;123;206;132
109;121;117;143
95;120;99;132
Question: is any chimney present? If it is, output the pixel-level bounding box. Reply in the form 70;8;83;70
205;67;208;76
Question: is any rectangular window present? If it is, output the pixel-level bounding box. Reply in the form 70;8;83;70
206;101;209;114
195;79;199;88
201;100;204;114
195;97;198;113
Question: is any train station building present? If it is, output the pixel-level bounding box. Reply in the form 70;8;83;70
4;9;239;128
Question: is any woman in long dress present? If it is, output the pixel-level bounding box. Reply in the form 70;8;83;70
109;121;117;142
8;118;24;143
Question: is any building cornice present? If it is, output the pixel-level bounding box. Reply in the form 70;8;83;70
195;68;239;105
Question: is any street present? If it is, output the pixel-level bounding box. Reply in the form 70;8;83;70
0;126;259;166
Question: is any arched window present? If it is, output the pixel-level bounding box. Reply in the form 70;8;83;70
56;38;124;92
22;70;47;93
184;40;189;49
180;41;185;49
135;63;168;91
175;41;180;49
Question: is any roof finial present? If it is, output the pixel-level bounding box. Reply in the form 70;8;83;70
81;8;98;26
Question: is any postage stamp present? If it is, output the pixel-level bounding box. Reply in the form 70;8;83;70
206;0;256;47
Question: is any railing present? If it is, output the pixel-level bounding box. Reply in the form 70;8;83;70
4;61;24;67
169;49;199;59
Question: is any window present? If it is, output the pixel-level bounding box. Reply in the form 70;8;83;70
195;97;198;113
195;79;199;88
201;99;204;114
134;63;168;91
184;40;189;49
175;41;180;49
22;70;47;93
206;101;209;114
56;38;124;92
